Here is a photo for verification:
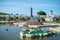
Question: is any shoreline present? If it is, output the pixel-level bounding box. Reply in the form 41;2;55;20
49;27;60;32
0;21;60;32
0;21;15;24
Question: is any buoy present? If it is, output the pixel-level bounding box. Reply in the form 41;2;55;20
5;28;8;31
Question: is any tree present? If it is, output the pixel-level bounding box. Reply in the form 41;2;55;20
15;17;19;19
37;11;46;15
0;12;9;15
0;16;6;21
8;15;14;21
16;14;19;15
27;17;30;20
38;18;45;22
0;17;2;19
56;18;60;23
3;16;6;21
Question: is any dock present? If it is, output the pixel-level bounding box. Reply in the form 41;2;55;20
0;21;15;24
49;27;60;32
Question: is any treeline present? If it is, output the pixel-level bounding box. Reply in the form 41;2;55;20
0;12;9;15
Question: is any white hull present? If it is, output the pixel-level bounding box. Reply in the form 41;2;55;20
13;22;27;26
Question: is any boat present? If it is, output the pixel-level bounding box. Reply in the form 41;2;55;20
20;28;57;37
13;21;27;26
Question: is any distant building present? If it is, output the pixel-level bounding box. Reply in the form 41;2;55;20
45;11;57;22
0;14;20;21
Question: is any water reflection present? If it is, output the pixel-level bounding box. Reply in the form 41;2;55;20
20;34;57;40
0;24;60;40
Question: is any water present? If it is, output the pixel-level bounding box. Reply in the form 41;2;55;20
0;24;60;40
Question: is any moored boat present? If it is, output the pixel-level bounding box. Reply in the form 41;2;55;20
20;28;57;37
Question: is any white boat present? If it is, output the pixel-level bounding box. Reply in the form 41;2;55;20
13;22;27;26
20;28;57;37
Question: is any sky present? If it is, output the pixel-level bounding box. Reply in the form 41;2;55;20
0;0;60;16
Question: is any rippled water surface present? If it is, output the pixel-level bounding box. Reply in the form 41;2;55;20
0;24;60;40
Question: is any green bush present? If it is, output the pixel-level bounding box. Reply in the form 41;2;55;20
37;11;46;15
38;18;45;22
57;18;60;23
